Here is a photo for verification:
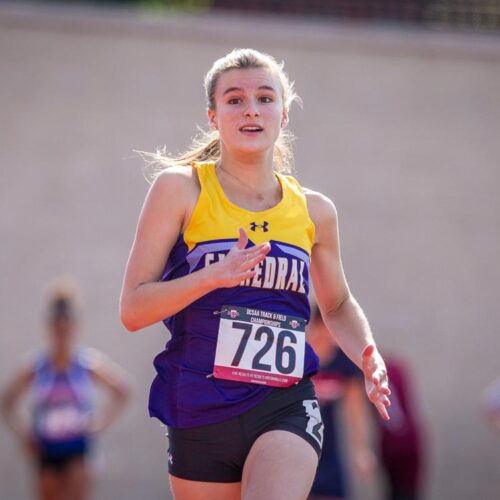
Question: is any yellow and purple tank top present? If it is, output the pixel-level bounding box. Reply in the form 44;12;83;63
149;161;320;428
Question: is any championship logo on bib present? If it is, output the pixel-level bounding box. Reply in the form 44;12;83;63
213;305;306;387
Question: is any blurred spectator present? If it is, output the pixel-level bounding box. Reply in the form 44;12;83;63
483;377;500;433
1;276;130;500
375;355;425;500
307;305;377;500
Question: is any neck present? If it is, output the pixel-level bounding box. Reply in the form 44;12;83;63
217;146;277;190
51;349;72;370
215;149;282;210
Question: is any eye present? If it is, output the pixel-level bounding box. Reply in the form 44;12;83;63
260;96;273;103
228;97;242;105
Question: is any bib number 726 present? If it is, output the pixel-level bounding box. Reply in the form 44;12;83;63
213;306;305;387
231;322;297;374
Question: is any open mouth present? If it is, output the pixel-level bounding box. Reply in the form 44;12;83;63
239;126;264;133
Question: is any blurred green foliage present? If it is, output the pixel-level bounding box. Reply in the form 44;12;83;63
138;0;213;11
42;0;213;12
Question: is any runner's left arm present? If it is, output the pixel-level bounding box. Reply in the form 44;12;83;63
306;189;391;420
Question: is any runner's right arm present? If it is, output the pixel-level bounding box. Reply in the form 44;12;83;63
120;168;270;331
0;362;36;455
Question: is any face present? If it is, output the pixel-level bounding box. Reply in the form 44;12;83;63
49;315;75;352
207;68;288;157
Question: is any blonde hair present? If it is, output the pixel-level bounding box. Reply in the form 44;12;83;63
45;275;80;322
142;48;300;179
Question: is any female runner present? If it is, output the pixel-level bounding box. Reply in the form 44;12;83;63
120;48;390;500
1;278;130;500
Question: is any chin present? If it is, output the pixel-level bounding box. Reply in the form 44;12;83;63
234;140;273;156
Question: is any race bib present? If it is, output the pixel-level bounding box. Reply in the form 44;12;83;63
213;305;306;387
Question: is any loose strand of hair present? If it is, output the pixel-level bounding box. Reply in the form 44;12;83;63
139;127;295;182
137;130;220;183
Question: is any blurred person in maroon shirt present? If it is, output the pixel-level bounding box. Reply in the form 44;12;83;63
376;355;425;500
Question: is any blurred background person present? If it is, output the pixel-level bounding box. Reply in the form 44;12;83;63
1;277;130;500
307;304;377;500
374;354;425;500
482;377;500;433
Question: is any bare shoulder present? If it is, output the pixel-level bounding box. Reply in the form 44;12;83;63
17;350;39;377
303;187;338;229
150;166;200;200
81;347;124;379
3;354;36;392
79;346;104;371
143;167;200;228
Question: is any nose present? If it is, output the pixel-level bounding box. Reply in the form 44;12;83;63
244;99;260;117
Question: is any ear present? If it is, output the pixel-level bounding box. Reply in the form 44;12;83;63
207;108;217;130
281;109;289;128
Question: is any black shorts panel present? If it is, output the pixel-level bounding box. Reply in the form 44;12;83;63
37;439;89;472
38;450;86;472
167;377;323;483
167;416;246;482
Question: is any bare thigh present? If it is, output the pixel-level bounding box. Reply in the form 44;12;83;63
37;458;89;500
242;430;319;500
63;457;90;500
169;475;241;500
38;469;62;500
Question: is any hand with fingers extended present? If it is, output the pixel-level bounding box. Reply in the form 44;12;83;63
209;228;271;288
361;344;391;421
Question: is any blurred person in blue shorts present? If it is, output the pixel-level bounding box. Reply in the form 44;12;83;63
1;277;130;500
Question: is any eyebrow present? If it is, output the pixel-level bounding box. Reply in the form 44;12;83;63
222;85;277;96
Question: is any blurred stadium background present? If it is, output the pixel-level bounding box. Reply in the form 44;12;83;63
1;0;499;499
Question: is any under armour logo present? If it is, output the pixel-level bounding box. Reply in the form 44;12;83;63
250;221;269;232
